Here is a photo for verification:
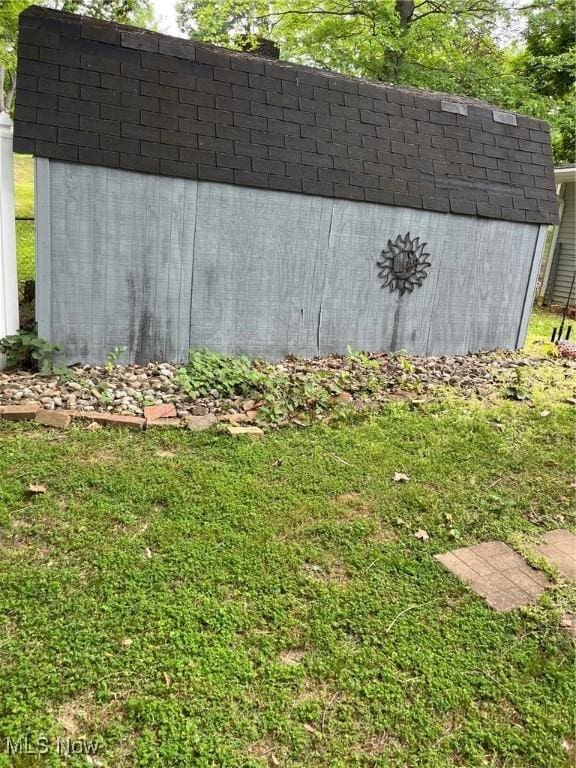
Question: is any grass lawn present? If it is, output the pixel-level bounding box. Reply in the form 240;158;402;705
0;389;574;766
14;154;35;283
14;155;34;219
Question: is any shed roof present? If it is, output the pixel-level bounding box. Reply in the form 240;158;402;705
13;5;558;224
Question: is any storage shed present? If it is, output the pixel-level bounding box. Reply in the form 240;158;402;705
539;166;575;308
13;6;559;363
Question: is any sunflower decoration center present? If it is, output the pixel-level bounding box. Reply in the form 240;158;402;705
377;232;431;295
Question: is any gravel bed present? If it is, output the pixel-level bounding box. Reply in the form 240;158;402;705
0;352;573;418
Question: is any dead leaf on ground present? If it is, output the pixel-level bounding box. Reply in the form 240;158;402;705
121;638;133;649
392;472;410;483
414;529;429;541
27;484;47;494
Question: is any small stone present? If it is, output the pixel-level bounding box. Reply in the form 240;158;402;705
220;412;249;424
186;414;218;431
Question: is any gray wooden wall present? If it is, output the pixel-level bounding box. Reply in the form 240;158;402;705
36;159;543;364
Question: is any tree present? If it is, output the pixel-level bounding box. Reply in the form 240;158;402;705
0;0;29;113
176;0;511;98
0;0;155;114
512;0;575;163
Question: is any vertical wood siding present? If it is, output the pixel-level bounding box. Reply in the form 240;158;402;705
39;161;541;363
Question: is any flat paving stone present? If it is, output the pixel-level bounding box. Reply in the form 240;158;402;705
436;541;551;613
534;529;576;581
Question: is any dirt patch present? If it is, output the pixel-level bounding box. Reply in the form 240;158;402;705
357;733;404;757
0;531;51;560
294;679;338;706
86;449;126;465
333;492;373;521
54;690;124;739
301;561;350;584
247;733;281;766
279;649;306;666
369;525;399;545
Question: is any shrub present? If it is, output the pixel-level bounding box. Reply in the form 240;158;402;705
0;330;66;375
176;348;264;398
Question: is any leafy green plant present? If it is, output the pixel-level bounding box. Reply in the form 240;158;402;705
105;345;127;373
95;383;114;404
505;369;531;401
177;348;263;398
0;330;67;375
346;346;380;370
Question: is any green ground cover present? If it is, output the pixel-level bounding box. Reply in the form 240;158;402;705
3;151;575;765
14;154;34;282
0;385;574;766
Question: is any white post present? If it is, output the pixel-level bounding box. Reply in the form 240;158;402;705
0;111;19;369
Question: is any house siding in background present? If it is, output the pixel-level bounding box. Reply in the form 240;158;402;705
550;181;576;305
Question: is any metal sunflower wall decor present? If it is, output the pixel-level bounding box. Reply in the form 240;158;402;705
377;233;431;295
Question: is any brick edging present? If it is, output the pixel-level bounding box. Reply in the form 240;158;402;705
0;403;265;435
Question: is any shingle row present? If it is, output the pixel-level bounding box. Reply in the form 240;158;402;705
13;6;559;224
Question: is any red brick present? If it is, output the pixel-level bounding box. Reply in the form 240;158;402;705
226;425;264;437
146;418;182;428
35;409;71;429
219;412;249;424
143;403;177;420
186;414;217;431
1;403;42;421
72;411;145;429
